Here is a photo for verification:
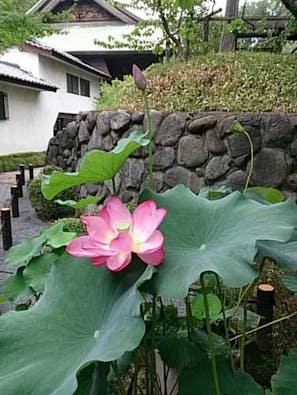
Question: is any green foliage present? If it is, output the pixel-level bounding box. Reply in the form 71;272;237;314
0;0;71;53
97;0;217;60
4;221;77;269
2;98;297;394
41;130;150;199
271;346;297;394
0;151;45;172
97;52;297;112
0;0;53;53
0;256;153;395
55;196;101;210
58;217;86;234
140;185;297;298
29;166;76;220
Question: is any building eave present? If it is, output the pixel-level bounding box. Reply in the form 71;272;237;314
26;0;141;24
0;75;58;92
23;42;111;80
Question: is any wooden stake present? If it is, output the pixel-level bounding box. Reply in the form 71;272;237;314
256;283;275;353
10;185;19;218
1;208;12;250
19;164;25;185
29;164;34;180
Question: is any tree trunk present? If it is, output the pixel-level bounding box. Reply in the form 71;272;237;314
280;0;297;17
219;0;240;52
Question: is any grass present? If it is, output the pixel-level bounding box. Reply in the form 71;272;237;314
0;151;46;172
97;52;297;113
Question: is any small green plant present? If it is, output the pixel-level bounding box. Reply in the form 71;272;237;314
28;165;76;220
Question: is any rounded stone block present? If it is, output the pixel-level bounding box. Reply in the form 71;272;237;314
96;111;111;136
206;129;227;154
110;111;131;133
228;127;262;158
178;136;208;167
188;116;217;134
78;121;90;143
251;148;289;187
205;155;232;181
88;127;103;150
165;166;205;193
153;147;175;170
155;113;186;146
262;113;294;148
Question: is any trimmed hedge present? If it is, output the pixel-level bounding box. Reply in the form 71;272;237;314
97;52;297;113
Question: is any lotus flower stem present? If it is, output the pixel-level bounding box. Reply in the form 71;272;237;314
111;360;126;395
185;295;193;342
150;295;157;393
240;301;248;372
215;274;235;371
244;131;254;192
201;273;221;395
143;92;154;189
112;176;117;195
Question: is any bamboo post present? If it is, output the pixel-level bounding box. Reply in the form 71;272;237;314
10;185;19;218
1;208;12;250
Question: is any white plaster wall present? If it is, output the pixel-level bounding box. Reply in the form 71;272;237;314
0;54;100;154
0;48;40;76
0;83;47;154
40;23;160;52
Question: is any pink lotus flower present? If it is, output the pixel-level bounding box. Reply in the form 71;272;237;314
66;196;167;271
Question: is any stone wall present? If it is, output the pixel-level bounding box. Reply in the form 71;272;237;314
46;111;297;202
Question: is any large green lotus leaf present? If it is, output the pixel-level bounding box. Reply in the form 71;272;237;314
157;337;204;369
42;130;149;200
257;231;297;269
3;267;33;302
75;362;109;395
0;255;153;395
179;358;265;395
4;232;46;267
23;252;58;293
44;221;77;249
191;293;221;321
55;196;101;210
271;346;297;394
140;185;297;298
282;274;297;294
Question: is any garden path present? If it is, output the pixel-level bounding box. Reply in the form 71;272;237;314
0;168;47;313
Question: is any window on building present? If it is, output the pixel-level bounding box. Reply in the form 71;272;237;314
66;73;79;94
80;78;90;97
0;92;9;120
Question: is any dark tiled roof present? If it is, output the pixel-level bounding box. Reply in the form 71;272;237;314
0;61;58;91
23;41;111;79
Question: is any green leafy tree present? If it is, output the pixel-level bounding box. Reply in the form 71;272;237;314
281;0;297;17
239;0;290;16
0;0;68;53
96;0;221;60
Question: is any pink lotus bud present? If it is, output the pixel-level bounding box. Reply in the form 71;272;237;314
132;64;146;91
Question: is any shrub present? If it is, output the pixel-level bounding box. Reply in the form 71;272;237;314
28;166;76;220
96;52;297;112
